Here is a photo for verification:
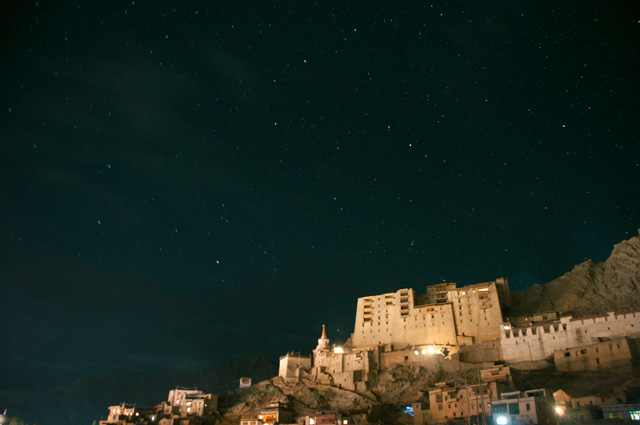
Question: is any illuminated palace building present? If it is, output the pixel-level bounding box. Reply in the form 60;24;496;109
279;278;640;391
280;278;512;391
351;278;511;347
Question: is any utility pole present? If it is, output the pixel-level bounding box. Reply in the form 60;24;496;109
474;379;481;425
465;377;472;425
477;366;486;425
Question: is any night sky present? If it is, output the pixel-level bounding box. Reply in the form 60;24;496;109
2;1;639;393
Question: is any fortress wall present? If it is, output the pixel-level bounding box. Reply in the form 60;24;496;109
332;371;359;390
325;353;344;374
343;350;370;372
312;347;379;382
554;337;635;372
279;354;312;381
458;340;503;363
379;346;458;369
501;310;640;362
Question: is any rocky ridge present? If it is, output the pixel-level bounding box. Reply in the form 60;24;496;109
510;231;640;317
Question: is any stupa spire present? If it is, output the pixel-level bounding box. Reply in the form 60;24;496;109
315;324;330;351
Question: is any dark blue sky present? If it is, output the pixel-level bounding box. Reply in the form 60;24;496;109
1;0;639;391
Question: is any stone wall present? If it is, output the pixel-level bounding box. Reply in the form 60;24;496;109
279;354;312;382
379;345;458;370
553;337;636;372
458;340;503;363
501;310;640;362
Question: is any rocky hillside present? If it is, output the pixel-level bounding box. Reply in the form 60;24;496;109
220;376;375;417
218;356;503;423
510;231;640;317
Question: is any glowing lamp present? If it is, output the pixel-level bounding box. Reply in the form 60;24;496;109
555;406;565;415
334;346;344;353
496;416;508;425
427;346;437;355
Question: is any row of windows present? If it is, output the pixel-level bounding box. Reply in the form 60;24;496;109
362;313;447;325
563;342;623;357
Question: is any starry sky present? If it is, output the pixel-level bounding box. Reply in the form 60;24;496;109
1;1;639;392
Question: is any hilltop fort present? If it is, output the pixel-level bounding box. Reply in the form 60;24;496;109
97;232;640;424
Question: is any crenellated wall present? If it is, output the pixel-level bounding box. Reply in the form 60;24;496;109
501;310;640;362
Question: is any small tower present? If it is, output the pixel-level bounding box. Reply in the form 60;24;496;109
315;324;330;351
